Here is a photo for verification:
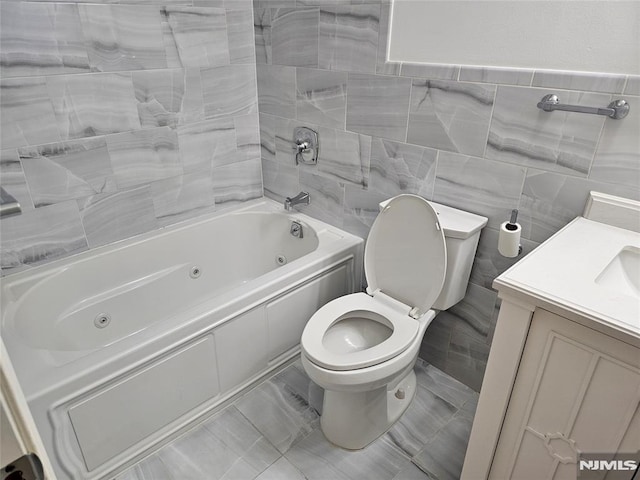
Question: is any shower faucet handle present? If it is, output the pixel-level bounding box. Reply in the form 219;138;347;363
294;140;310;154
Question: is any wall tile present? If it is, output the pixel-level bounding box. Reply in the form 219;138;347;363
469;227;540;290
1;77;61;149
624;76;640;96
447;283;498;342
369;137;437;199
201;64;258;119
150;170;215;227
271;8;319;67
298;0;384;4
459;66;532;86
0;149;34;211
195;0;226;6
254;0;294;7
78;185;158;248
532;71;627;94
212;157;262;205
257;64;296;117
253;8;272;64
227;9;255;64
259;112;276;162
225;0;253;10
486;86;608;176
162;15;182;69
346;73;411;141
273;115;299;165
316;126;370;187
262;157;299;203
433;152;525;230
407;79;495;158
79;5;167;72
1;200;87;273
0;3;90;78
46;73;141;140
318;5;379;74
590;99;640;189
132;68;205;128
400;64;459;81
296;67;346;130
445;331;490;392
234;113;261;163
419;313;452;372
375;4;400;76
164;7;230;68
177;118;237;173
1;0;258;276
299;170;344;227
106;127;182;189
342;184;389;239
19;137;116;207
518;169;640;243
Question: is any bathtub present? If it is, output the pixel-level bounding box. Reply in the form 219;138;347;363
1;198;364;480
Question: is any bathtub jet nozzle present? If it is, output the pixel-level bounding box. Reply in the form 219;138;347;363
94;313;111;329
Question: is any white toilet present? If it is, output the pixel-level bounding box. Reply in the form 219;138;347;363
300;194;488;449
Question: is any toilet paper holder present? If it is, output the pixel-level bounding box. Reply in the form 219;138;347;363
498;209;523;257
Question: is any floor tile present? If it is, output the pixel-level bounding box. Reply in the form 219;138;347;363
412;414;474;480
392;461;434;480
286;429;411;480
385;383;458;457
118;358;478;480
255;456;306;480
235;368;320;454
414;359;477;409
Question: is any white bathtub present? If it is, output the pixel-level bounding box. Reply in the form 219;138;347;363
1;198;363;480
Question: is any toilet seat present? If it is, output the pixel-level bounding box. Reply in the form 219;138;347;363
302;194;447;372
301;293;419;371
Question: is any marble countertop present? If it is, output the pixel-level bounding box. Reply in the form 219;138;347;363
494;216;640;341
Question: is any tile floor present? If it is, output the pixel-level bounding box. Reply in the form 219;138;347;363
116;357;479;480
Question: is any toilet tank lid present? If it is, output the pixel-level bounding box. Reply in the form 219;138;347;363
378;198;488;240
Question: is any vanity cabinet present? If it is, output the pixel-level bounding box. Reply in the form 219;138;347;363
461;196;640;480
463;303;640;480
494;308;639;479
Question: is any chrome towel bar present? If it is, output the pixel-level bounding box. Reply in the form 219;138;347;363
537;94;630;120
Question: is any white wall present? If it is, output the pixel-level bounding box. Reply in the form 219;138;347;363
389;0;640;75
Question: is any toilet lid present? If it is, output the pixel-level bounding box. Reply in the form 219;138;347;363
365;194;446;316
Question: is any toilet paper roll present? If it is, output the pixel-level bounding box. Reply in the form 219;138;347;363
498;221;521;258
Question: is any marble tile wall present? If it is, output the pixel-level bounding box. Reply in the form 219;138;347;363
254;0;640;391
0;0;261;274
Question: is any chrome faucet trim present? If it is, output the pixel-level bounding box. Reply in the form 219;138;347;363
290;220;304;239
0;186;21;218
284;191;310;211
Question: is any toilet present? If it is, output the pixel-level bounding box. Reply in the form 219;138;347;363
300;194;488;449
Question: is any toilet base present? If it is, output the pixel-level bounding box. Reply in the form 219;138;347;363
320;369;417;450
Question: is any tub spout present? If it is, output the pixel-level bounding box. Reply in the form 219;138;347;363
284;192;310;211
0;186;21;218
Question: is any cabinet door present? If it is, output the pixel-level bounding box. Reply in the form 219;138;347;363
489;309;640;480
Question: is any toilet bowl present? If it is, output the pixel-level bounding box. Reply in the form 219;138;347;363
300;194;487;449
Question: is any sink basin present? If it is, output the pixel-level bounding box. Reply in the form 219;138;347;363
595;246;640;298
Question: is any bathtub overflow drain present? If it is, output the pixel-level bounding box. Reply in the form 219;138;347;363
94;313;111;329
190;266;202;279
276;255;287;266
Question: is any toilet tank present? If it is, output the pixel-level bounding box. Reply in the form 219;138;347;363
379;198;488;310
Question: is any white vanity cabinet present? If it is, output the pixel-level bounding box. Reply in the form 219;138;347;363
463;300;640;480
461;197;640;480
